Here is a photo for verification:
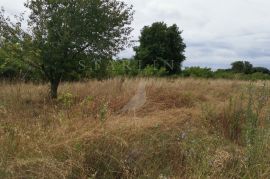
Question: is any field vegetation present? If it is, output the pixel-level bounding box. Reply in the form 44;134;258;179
1;78;270;178
1;1;270;178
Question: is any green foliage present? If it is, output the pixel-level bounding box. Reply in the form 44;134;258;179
140;65;167;77
183;67;213;78
252;67;270;74
250;72;270;80
213;69;234;79
0;0;134;98
231;61;253;74
58;92;74;108
108;59;167;77
134;22;186;74
87;59;112;80
213;66;270;81
0;46;42;81
99;101;108;122
109;58;139;77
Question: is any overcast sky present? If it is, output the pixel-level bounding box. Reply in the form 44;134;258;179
2;0;270;69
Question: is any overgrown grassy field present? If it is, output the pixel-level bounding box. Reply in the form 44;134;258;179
0;78;270;178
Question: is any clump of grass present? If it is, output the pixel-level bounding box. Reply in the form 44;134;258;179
143;84;196;114
99;101;109;122
1;78;270;178
58;91;74;108
203;82;270;177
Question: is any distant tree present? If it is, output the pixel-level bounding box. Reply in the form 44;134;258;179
183;67;213;78
252;67;270;74
134;22;186;74
231;61;253;74
0;0;134;98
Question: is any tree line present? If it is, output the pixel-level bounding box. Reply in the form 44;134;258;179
1;0;269;98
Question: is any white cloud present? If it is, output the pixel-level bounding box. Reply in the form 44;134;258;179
1;0;270;68
122;0;270;68
1;0;25;14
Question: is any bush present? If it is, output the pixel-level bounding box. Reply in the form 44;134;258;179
252;67;270;74
231;61;253;74
140;65;167;77
109;59;139;77
183;67;213;78
250;72;270;80
213;70;234;79
58;92;74;108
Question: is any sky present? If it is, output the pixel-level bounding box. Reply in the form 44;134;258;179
1;0;270;69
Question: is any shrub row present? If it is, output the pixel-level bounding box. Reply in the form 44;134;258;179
1;59;270;81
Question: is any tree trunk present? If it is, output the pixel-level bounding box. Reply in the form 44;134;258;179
50;80;60;99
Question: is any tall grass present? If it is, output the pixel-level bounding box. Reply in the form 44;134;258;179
203;82;270;178
0;78;270;178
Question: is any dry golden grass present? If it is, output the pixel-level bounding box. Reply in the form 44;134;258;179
0;78;269;178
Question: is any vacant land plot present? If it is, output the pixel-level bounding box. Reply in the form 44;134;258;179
0;78;270;178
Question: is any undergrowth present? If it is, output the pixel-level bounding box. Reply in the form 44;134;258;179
0;79;269;178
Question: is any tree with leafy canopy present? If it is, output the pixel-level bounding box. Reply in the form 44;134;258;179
134;22;186;74
0;0;134;98
252;67;270;74
231;61;253;74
